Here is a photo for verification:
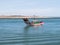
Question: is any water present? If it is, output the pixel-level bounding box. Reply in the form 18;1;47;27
0;18;60;45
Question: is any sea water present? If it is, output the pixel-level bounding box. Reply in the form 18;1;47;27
0;18;60;45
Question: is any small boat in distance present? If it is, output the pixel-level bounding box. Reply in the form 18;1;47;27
23;18;44;26
31;20;44;26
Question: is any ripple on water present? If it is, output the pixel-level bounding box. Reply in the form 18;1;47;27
0;33;60;45
0;18;60;45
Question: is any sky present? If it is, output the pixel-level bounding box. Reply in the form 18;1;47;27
0;0;60;17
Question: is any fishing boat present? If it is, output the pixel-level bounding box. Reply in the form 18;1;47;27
30;20;44;26
23;18;44;26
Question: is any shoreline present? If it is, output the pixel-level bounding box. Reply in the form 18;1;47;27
0;16;59;18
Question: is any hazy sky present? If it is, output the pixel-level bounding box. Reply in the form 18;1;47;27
0;0;60;17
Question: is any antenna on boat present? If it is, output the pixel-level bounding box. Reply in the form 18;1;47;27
33;15;36;20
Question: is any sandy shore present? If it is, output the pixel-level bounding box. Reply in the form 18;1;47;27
0;15;53;18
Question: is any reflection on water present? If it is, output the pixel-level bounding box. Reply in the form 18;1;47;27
23;25;44;45
24;25;32;30
23;28;29;45
24;25;43;30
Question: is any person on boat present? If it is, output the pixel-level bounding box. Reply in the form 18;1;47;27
23;18;31;25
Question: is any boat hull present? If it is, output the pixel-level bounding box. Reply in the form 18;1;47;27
30;22;44;26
